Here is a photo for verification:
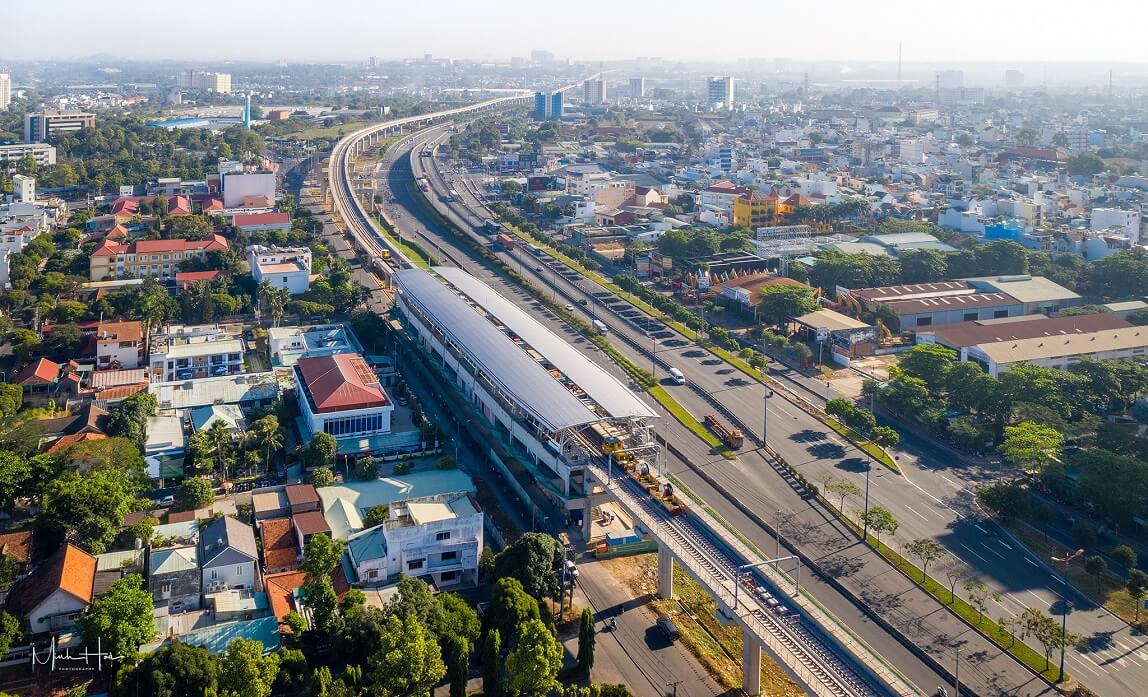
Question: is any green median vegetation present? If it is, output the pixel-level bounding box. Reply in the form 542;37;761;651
648;386;735;459
370;213;432;269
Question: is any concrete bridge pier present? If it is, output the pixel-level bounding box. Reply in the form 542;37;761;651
743;631;762;696
657;546;673;599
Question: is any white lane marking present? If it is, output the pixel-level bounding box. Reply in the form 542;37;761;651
1025;558;1039;568
974;524;988;534
983;543;1006;560
940;474;959;487
1069;656;1100;675
998;540;1012;550
1025;590;1048;605
903;505;929;521
1051;576;1066;585
961;544;990;564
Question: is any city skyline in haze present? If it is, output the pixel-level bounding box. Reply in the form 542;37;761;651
4;0;1148;66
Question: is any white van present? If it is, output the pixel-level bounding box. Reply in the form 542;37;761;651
669;368;686;385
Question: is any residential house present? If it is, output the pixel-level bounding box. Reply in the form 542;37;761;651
233;212;291;235
245;245;312;295
200;517;260;594
5;544;96;633
293;353;393;447
148;324;244;382
14;358;80;396
345;492;483;589
259;518;300;574
95;320;144;370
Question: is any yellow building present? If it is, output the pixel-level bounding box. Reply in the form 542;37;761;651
731;192;779;228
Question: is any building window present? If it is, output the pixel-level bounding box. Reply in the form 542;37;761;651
408;559;425;571
436;531;451;541
236;565;243;575
211;570;217;580
441;551;458;561
993;310;1009;318
963;312;978;322
915;317;932;327
161;582;172;594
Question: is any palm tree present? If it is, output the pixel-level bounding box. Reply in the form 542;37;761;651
259;282;290;327
254;416;283;476
206;420;231;482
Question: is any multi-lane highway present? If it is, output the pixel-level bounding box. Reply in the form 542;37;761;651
434;146;1148;697
332;107;1142;697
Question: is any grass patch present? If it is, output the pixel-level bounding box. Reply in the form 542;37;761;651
648;386;735;459
833;511;1063;683
291;120;385;141
371;215;432;269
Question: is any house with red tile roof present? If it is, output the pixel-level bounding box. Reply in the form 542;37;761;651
259;517;300;574
233;212;290;234
293;353;393;452
5;544;96;633
89;235;228;281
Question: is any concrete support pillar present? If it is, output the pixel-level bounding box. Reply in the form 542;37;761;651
742;629;762;696
582;490;594;540
657;546;673;599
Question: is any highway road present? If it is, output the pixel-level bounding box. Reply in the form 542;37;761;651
374;129;974;695
437;155;1147;697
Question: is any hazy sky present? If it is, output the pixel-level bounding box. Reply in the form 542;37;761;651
4;0;1148;64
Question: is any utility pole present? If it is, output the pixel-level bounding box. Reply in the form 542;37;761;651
667;680;683;697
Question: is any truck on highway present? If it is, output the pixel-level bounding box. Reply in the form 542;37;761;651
494;234;516;251
417;178;430;192
527;244;543;256
480;219;500;234
592;319;608;335
704;414;744;448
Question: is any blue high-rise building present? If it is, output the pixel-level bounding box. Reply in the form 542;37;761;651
549;91;563;120
243;93;252;128
534;92;547;120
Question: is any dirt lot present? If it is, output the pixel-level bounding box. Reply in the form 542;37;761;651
600;553;804;696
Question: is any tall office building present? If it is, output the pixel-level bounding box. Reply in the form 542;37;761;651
629;77;645;98
1004;69;1024;88
0;74;10;111
706;76;735;109
583;78;605;106
533;91;564;120
23;110;96;143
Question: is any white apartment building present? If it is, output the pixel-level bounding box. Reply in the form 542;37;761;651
582;78;605;105
148;324;244;382
565;171;616;198
0;143;56;167
12;174;34;204
245;244;312;295
221;170;276;208
96;321;144;371
345;492;483;588
1091;208;1141;243
178;71;232;93
0;73;10;111
707;76;735;110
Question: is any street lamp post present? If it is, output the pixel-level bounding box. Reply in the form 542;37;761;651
862;454;872;539
763;388;774;451
1050;548;1084;683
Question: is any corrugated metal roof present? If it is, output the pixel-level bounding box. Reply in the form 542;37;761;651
150;546;199;575
431;266;656;421
395;268;600;431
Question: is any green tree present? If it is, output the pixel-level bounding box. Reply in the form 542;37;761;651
826;479;861;512
1066;152;1105;176
505;618;563;697
283;611;307;637
898;248;950;283
976;483;1030;521
308;466;335;488
481;629;504;697
1112;545;1138;577
904;538;947;581
0;611;21;657
492;533;563;601
1022;607;1080;671
870;425;899;448
301;533;345;585
304;433;338;470
880;373;930;415
113;642;220;697
444;635;470;697
387;575;443;628
1127;570;1148;622
825;398;854;422
964;580;1000;626
0;451;31;509
42;468;142;554
251;415;282;476
1084;555;1108;591
860;505;898;546
486;578;541;647
576;607;595;676
363;504;390;528
757;284;817;328
434;592;481;649
367;614;446;697
173;477;214;512
219;638;280;697
896;344;957;394
1001;422;1063;476
77;573;154;658
351;456;379;481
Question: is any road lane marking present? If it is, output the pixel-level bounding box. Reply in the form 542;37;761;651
960;544;990;564
940;474;959;487
982;543;1006;559
903;505;929;521
974;524;988;534
1025;558;1039;567
998;540;1012;550
1025;590;1048;605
